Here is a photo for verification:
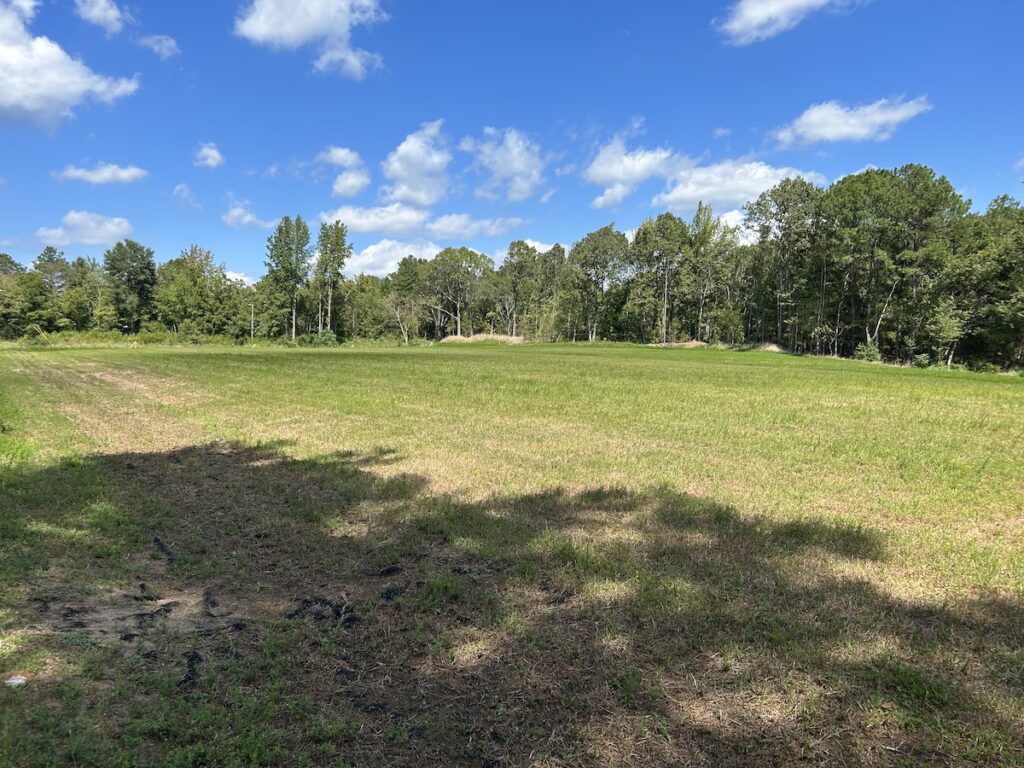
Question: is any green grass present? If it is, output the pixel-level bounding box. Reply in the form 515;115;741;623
1;344;1022;766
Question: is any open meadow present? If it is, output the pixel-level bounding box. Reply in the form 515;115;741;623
1;344;1022;767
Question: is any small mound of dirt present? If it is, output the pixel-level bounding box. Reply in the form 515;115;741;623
754;343;785;353
284;595;357;624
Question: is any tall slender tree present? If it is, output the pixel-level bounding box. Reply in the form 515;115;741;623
314;221;351;335
265;216;311;340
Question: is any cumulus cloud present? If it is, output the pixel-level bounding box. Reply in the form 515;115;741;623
317;146;362;168
225;270;255;286
56;161;147;184
718;0;859;45
426;214;524;241
139;34;180;59
317;146;370;198
776;96;932;146
653;159;825;211
74;0;126;36
459;127;546;202
194;142;225;168
584;126;824;213
173;183;199;209
221;200;276;229
719;209;758;245
347;238;440;277
584;136;679;208
382;120;451;207
0;1;138;128
332;169;370;198
234;0;387;79
37;210;132;246
493;238;559;265
321;203;429;236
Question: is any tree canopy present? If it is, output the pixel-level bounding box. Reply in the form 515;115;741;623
4;163;1022;369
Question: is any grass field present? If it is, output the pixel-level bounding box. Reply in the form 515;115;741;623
1;344;1022;767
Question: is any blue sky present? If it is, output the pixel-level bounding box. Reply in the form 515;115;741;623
1;0;1022;281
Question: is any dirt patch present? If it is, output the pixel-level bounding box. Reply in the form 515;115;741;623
754;342;786;353
32;585;228;642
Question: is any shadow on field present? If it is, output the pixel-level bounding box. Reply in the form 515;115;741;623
1;442;1021;766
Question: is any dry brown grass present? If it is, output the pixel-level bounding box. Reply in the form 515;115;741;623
439;333;524;344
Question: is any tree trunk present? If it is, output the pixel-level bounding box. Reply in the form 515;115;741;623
661;255;669;344
326;281;333;334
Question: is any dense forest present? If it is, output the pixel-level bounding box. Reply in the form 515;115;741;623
2;164;1022;369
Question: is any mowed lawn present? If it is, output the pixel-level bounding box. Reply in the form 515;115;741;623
1;344;1021;767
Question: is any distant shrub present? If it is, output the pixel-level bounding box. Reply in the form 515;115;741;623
969;361;1001;374
912;353;931;368
297;332;339;347
853;343;882;362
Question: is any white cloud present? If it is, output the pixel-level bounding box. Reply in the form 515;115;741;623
56;161;147;184
317;146;362;167
493;238;558;264
776;96;932;146
382;120;451;207
459;127;546;202
37;210;132;246
0;1;138;129
539;189;555;204
74;0;125;36
718;0;855;45
332;168;371;198
194;142;225;168
222;200;276;229
584;136;679;208
426;214;524;240
173;183;198;209
317;146;370;198
234;0;387;79
1014;153;1024;175
321;203;429;236
653;159;825;212
713;127;732;139
225;270;255;286
347;238;439;277
584;128;824;214
719;209;757;245
139;34;180;59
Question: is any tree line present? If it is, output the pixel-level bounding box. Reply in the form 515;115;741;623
2;163;1021;368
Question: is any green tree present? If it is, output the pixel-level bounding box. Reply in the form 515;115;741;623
314;221;351;335
265;216;311;340
566;225;627;341
427;247;493;337
103;240;157;333
0;253;25;276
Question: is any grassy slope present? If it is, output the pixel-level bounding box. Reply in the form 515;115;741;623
1;345;1021;766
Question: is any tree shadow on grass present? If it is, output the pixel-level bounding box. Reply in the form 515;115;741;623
0;442;1021;766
